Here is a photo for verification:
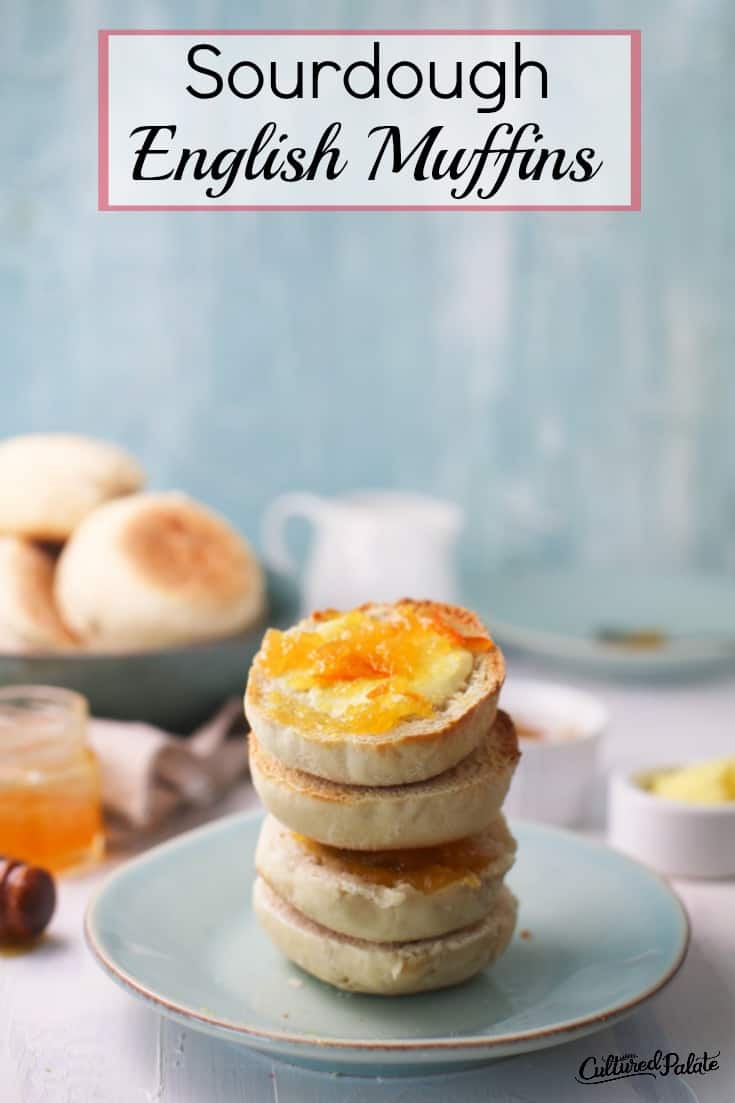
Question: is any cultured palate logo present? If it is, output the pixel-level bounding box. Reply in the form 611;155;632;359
576;1049;720;1086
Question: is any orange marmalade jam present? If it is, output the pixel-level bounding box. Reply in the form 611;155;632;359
0;758;104;873
258;602;491;736
0;687;104;873
294;833;497;892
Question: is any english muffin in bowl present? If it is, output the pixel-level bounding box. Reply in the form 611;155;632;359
55;492;265;652
0;433;144;543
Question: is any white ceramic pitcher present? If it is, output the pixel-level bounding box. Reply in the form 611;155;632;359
262;491;463;613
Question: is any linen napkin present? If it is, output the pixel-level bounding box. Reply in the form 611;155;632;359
88;698;248;839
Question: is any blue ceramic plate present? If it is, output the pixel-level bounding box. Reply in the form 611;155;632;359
85;811;688;1074
476;569;735;678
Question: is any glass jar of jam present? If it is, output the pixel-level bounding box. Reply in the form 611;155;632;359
0;686;104;872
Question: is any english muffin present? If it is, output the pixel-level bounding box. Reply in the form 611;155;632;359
249;711;520;850
246;600;505;786
255;813;516;942
0;434;144;542
0;536;76;651
253;876;518;995
55;492;264;650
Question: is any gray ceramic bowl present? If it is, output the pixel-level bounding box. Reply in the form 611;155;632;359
0;572;299;732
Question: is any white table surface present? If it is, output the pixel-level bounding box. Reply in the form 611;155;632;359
2;663;734;1103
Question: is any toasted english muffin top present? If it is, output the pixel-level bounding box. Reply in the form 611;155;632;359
249;600;497;737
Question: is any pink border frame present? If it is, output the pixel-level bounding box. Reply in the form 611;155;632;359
98;29;641;212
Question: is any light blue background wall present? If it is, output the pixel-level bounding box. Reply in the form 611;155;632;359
2;0;733;574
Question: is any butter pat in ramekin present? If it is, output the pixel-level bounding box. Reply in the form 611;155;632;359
609;765;735;878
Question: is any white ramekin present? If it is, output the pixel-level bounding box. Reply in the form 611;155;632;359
608;769;735;878
501;678;607;827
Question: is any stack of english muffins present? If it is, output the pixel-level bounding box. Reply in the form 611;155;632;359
246;600;521;995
